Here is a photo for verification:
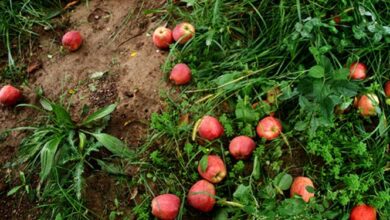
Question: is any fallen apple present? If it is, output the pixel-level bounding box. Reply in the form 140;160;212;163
172;22;195;44
290;176;315;202
349;62;367;80
229;136;256;160
62;31;83;52
187;180;216;212
153;27;174;49
0;85;23;106
350;204;377;220
256;116;282;140
170;63;192;85
198;155;227;183
198;115;224;141
357;93;379;117
151;194;180;220
384;81;390;97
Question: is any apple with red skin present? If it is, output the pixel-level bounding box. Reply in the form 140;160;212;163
172;22;195;44
198;115;224;141
349;62;367;80
384;81;390;97
0;85;23;106
290;176;315;202
153;27;174;49
357;93;379;117
170;63;191;85
229;136;256;160
62;31;83;52
198;155;226;183
256;116;282;140
350;204;377;220
151;194;180;220
187;180;216;212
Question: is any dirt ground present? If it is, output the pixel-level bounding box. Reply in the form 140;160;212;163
0;0;168;219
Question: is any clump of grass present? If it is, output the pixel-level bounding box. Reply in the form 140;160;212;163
8;95;134;219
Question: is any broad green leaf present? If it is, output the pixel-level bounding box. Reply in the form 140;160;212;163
92;133;133;158
7;185;23;196
40;136;62;182
81;104;116;126
308;65;325;78
235;98;259;123
274;173;293;191
55;213;63;220
214;208;229;220
233;184;251;202
79;132;86;151
39;98;53;111
199;155;209;173
52;104;74;128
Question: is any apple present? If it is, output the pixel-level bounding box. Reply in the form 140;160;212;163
170;63;192;85
172;22;195;44
384;81;390;97
151;194;180;220
198;115;224;141
62;31;83;52
256;116;282;140
229;136;256;160
153;27;174;49
0;85;22;106
198;155;226;183
350;204;377;220
357;94;379;117
349;62;367;80
290;176;315;202
266;87;281;104
187;180;216;212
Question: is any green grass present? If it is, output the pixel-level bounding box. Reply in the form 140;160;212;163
136;0;390;219
0;0;62;82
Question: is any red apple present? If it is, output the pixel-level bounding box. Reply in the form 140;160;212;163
349;62;367;80
357;93;379;117
384;81;390;97
172;22;195;44
0;85;22;106
290;176;315;202
333;15;341;24
62;31;83;52
153;27;174;49
187;180;216;212
198;115;224;141
229;136;256;160
256;116;282;140
350;204;377;220
151;194;180;220
170;63;191;85
198;155;226;183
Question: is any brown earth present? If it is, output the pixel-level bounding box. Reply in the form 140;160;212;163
0;0;168;219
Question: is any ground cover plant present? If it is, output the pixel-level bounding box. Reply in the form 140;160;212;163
142;0;390;219
0;0;389;219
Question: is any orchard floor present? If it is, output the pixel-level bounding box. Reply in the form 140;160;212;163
0;0;168;219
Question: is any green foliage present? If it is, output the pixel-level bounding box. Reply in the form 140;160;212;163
11;98;133;218
146;0;390;219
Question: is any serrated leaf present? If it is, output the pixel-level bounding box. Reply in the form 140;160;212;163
200;155;209;173
81;104;116;126
233;184;251;202
74;162;84;200
91;133;133;158
308;65;325;78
